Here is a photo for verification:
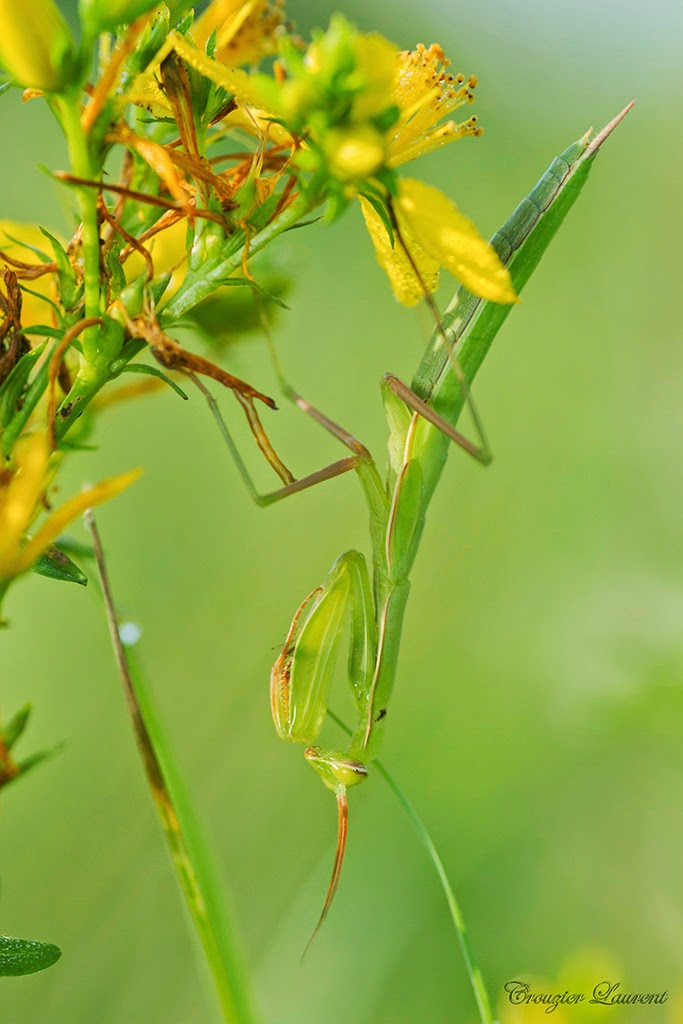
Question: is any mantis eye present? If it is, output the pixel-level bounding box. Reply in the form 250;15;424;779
304;746;369;791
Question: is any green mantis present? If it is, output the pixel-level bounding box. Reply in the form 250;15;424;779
83;101;633;1024
266;103;634;955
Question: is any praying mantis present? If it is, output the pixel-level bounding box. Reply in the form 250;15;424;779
259;104;634;951
86;103;632;1024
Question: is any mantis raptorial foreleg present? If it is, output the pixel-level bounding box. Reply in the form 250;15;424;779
270;550;377;948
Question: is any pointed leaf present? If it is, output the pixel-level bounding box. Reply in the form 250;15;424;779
2;703;32;749
15;745;63;778
116;363;189;400
30;544;88;586
0;935;61;977
39;228;79;307
0;341;47;428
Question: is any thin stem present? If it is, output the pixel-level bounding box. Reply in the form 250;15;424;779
329;711;496;1024
85;511;260;1024
55;96;102;362
159;190;315;326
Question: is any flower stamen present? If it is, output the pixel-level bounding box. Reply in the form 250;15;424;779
389;43;483;168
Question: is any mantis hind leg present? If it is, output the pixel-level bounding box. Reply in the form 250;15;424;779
192;372;363;506
383;372;492;467
385;196;493;467
191;348;378;507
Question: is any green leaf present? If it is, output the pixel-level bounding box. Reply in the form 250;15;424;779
16;746;63;778
410;107;634;506
30;545;88;586
39;228;79;308
116;363;189;400
0;936;61;977
0;744;63;790
18;325;60;338
0;341;47;428
1;341;55;454
57;440;99;452
359;186;394;245
2;704;32;750
49;536;94;561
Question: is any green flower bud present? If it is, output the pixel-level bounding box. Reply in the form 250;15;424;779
0;0;74;92
79;0;162;35
322;124;387;183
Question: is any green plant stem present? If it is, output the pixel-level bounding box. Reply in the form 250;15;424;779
330;710;496;1023
85;511;260;1024
55;95;102;362
54;192;319;443
374;761;496;1024
159;190;317;326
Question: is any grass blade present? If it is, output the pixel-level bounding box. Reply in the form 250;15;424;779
85;510;260;1024
414;104;635;413
329;710;495;1024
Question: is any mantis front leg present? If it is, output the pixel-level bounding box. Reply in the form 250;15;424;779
270;549;379;947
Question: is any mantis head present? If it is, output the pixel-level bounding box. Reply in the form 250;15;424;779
303;745;368;791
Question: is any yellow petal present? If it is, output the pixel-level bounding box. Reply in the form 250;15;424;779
397;178;518;304
0;0;73;92
193;0;285;67
351;33;397;120
18;468;143;578
126;72;173;118
0;433;50;581
222;104;294;147
109;125;189;205
0;220;60;330
360;196;440;307
125;218;188;297
168;31;280;112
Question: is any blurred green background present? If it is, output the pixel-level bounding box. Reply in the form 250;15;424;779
2;1;682;1022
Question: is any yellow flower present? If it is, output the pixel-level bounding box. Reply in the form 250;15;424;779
361;178;518;306
498;948;623;1024
192;0;285;68
388;43;482;167
349;33;397;121
0;221;60;333
127;27;514;309
0;432;141;585
0;0;73;92
125;218;188;296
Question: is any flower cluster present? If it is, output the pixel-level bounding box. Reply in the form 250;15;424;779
0;0;515;614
